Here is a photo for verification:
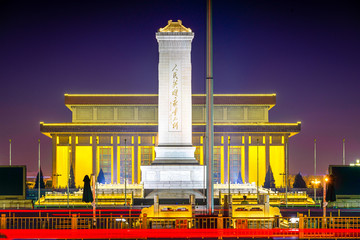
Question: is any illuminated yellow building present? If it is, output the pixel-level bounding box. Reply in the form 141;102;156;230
40;93;300;188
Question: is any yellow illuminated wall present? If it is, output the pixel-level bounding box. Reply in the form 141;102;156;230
269;146;285;187
56;146;70;188
248;146;266;186
75;146;93;187
195;146;204;165
220;146;224;184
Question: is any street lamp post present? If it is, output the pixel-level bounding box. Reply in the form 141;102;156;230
323;176;328;218
285;138;288;207
311;179;320;206
38;139;41;205
256;138;259;203
92;174;96;227
314;139;317;203
228;136;231;205
96;137;99;207
124;139;127;206
203;135;206;203
67;139;70;208
92;136;98;227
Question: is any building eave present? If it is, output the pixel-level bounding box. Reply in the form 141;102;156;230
40;121;301;138
64;93;277;110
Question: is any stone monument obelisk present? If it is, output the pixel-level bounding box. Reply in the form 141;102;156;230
141;20;205;195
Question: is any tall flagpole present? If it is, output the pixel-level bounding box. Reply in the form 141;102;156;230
342;138;345;165
67;138;70;207
285;138;288;207
228;136;231;202
38;139;41;205
9;139;12;166
203;135;206;204
206;0;214;214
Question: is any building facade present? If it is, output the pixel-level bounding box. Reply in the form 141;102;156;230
40;93;300;188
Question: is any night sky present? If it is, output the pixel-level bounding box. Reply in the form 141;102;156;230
1;0;359;177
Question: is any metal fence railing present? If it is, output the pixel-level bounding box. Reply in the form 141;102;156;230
1;215;360;231
2;214;360;239
2;214;360;230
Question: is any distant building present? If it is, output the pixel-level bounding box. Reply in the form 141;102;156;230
328;165;360;207
40;20;300;189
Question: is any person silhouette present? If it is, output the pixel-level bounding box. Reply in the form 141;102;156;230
82;175;93;203
240;195;249;204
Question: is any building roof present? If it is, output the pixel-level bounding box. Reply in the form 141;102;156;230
158;20;192;33
40;122;301;138
64;94;277;109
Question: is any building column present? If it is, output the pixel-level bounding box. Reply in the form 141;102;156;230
71;134;76;185
113;134;118;184
224;135;229;184
265;134;270;171
285;134;290;187
92;134;97;176
135;135;139;184
52;134;57;188
244;133;249;183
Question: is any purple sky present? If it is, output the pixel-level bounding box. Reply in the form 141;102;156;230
1;0;359;177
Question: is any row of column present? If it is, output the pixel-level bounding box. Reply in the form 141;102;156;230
51;133;289;187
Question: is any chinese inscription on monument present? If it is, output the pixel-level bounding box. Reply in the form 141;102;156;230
169;63;181;131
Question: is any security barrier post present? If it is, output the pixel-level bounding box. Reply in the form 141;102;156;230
0;214;6;229
217;214;223;229
142;213;147;229
299;214;304;238
71;214;77;229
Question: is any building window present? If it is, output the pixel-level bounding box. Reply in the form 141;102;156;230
140;147;153;166
138;107;156;121
76;107;93;120
118;107;135;120
97;107;114;120
230;147;242;183
214;107;223;120
192;106;204;121
248;106;265;120
99;147;112;184
214;146;221;183
119;147;132;184
227;106;244;120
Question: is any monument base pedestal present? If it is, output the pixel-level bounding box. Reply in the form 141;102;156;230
141;165;206;190
152;146;199;165
144;189;205;199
